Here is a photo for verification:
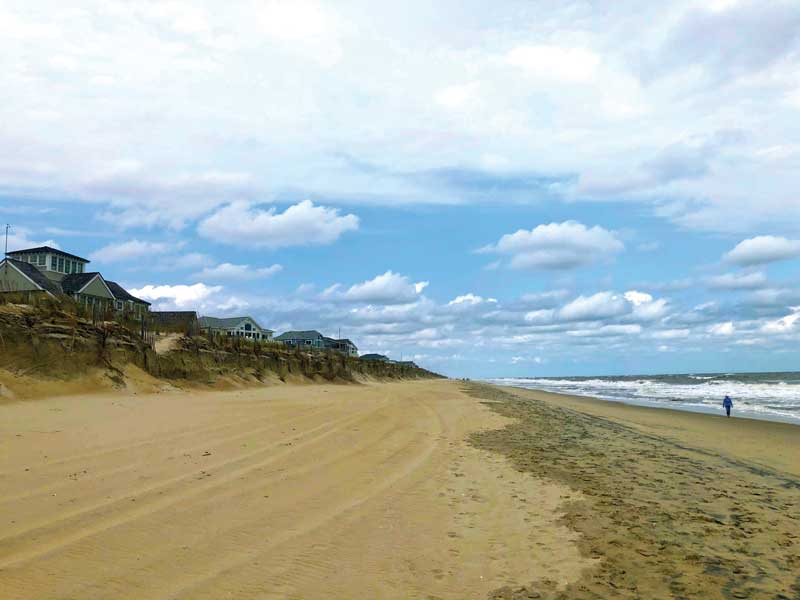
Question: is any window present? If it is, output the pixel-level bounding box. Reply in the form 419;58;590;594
77;263;84;273
66;260;72;273
38;254;45;266
244;323;252;331
57;257;64;272
51;256;57;270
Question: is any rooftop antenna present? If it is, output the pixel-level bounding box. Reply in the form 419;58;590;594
4;224;10;257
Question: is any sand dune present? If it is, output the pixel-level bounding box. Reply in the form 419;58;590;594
0;380;587;599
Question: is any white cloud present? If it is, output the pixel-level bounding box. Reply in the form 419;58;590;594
90;240;172;263
198;200;359;249
623;290;653;306
435;82;480;110
194;262;283;281
129;283;223;309
324;271;428;305
480;221;624;270
708;271;768;290
652;329;690;339
761;308;800;334
253;0;346;66
724;236;800;266
448;293;497;306
4;226;58;252
567;324;642;337
559;292;629;321
506;45;601;83
708;321;735;336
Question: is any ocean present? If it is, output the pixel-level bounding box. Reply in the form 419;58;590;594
487;372;800;424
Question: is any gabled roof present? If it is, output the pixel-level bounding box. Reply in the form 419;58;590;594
199;316;272;332
1;259;60;295
275;330;324;341
61;272;101;293
361;353;389;361
8;246;89;263
61;272;115;299
106;280;151;305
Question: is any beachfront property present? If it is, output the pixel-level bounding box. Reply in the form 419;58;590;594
199;316;273;341
324;337;359;357
275;330;326;349
0;246;150;316
360;353;393;362
275;330;359;356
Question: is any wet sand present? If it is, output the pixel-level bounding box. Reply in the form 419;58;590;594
0;380;589;599
469;383;800;600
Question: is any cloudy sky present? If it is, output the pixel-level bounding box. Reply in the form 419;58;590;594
3;0;800;377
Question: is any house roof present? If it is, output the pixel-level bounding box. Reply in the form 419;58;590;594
8;246;89;263
275;330;324;341
199;316;272;332
61;272;103;294
361;353;390;361
106;280;151;305
1;259;61;295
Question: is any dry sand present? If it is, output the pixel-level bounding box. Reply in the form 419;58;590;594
0;380;589;599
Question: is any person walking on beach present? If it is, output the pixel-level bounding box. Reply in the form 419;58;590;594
723;394;733;417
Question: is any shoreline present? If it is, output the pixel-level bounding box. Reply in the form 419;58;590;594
469;381;800;599
487;380;800;426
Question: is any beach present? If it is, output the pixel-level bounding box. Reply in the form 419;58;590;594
472;383;800;599
1;380;798;599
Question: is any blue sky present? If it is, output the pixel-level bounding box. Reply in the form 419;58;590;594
2;0;800;377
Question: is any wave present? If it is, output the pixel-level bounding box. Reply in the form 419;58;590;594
487;371;800;424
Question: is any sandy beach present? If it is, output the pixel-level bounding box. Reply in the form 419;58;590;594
1;379;798;599
0;380;587;599
471;383;800;599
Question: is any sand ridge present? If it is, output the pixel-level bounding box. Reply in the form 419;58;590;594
0;380;588;599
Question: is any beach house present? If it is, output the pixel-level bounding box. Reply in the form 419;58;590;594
199;316;273;340
274;330;326;349
360;353;393;362
0;246;150;315
323;337;359;357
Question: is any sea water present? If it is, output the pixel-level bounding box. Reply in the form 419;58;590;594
487;372;800;424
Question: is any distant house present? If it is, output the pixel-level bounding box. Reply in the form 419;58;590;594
274;330;326;349
105;281;150;317
0;246;146;315
360;353;392;362
151;311;199;334
323;337;359;357
199;316;273;341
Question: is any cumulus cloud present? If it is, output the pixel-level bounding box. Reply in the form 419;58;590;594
724;236;800;266
193;262;283;281
448;293;497;306
559;292;629;321
761;308;800;334
89;240;173;263
708;321;735;336
198;200;359;249
480;221;624;270
129;283;223;309
323;271;428;305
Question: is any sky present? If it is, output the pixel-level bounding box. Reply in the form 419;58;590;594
2;0;800;377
